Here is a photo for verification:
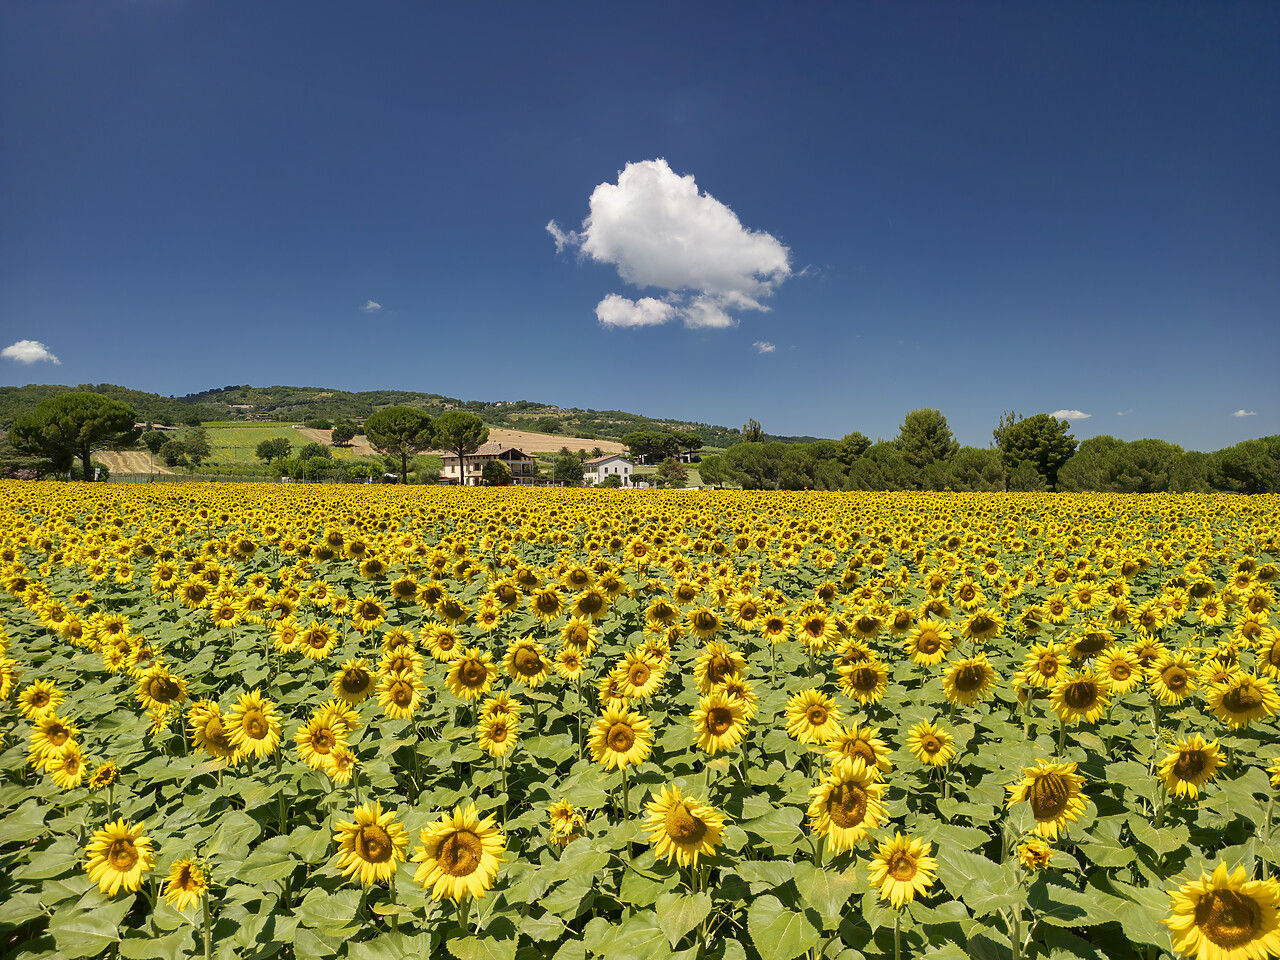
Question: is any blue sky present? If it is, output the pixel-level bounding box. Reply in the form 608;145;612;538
2;1;1277;451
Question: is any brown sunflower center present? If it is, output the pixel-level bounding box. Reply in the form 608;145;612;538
313;730;336;752
1162;668;1190;693
513;648;544;677
1110;662;1132;682
438;830;483;877
47;724;71;746
149;677;181;704
803;617;826;638
1061;681;1100;710
888;852;917;880
357;824;393;863
342;670;370;693
827;782;869;829
390;682;414;707
705;707;735;736
107;839;139;871
664;802;707;844
1028;773;1072;821
1037;657;1061;678
1173;750;1209;779
917;634;941;655
243;712;268;740
607;722;636;753
1223;684;1264;713
805;705;829;727
628;663;651;686
535;593;560;614
460;660;487;686
577;593;605;615
849;667;880;692
954;664;987;692
692;612;718;631
1195;889;1261;948
707;656;736;685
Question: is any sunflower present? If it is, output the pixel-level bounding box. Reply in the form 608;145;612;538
349;596;387;634
1049;669;1112;725
164;859;208;912
785;689;843;745
477;714;519;759
48;742;88;790
903;623;954;666
560;617;599;653
297;621;336;661
333;801;409;886
84;819;156;896
694;643;747;694
796;610;840;654
587;706;654;770
412;804;507;901
135;664;189;713
88;761;119;792
1017;840;1053;872
227;689;283;761
848;609;885;640
446;648;498;701
1164;862;1280;960
332;659;376;704
548;800;586;848
378;670;424;720
1006;760;1089;840
1150;652;1199;706
720;675;759;719
1159;734;1222;800
554;646;585;681
906;721;955;766
569;587;609;622
1207;674;1280;729
867;833;938;908
615;651;665;700
692;690;749;755
761;613;792;644
503;638;552;689
17;679;64;720
838;659;891;706
824;723;894;778
295;715;349;773
961;608;1004;643
729;594;766;630
1096;648;1143;695
806;757;887;853
686;606;723;641
188;702;236;761
529;586;565;623
942;653;998;707
643;785;727;868
29;713;81;769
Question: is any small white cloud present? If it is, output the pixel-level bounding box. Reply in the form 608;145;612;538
1233;409;1258;417
361;300;382;313
595;294;677;328
551;158;791;330
1052;409;1091;421
2;340;60;365
753;340;776;354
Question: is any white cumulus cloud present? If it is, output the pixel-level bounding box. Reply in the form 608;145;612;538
361;300;382;313
595;294;678;328
1052;409;1091;421
2;340;60;365
549;158;791;330
1233;409;1258;417
753;340;776;354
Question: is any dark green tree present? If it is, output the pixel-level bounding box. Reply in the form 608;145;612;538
553;451;584;486
331;422;357;447
160;438;188;468
364;406;435;483
182;427;211;467
140;430;168;456
991;410;1022;450
1209;437;1280;495
255;437;293;466
836;431;871;464
435;411;490;485
698;454;727;489
656;456;689;488
947;447;1006;492
482;459;512;486
8;392;140;480
741;418;765;443
895;409;958;470
999;413;1076;489
297;441;332;461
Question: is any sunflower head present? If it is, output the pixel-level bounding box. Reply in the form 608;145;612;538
643;785;728;868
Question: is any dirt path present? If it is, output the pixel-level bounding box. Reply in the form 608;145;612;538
96;451;175;475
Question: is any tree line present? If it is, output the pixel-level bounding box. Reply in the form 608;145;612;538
697;409;1280;494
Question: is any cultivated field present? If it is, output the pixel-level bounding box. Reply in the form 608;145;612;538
1;485;1278;960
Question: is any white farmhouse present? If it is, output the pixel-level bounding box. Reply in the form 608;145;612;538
585;453;634;486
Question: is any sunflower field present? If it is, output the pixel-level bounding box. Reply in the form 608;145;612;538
1;482;1279;960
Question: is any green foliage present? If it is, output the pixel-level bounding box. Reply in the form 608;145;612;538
553;451;584;486
536;417;562;434
181;427;211;466
1208;436;1280;494
998;414;1076;489
140;430;169;456
698;454;727;489
255;436;293;465
622;431;702;464
1007;460;1048;491
895;408;959;469
655;457;689;488
946;447;1007;492
331;422;357;447
8;391;140;479
837;431;871;464
741;418;765;443
303;418;333;430
435;412;490;484
482;459;512;486
298;441;332;461
364;407;435;484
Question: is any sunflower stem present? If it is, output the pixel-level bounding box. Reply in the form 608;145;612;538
1056;718;1067;756
893;912;901;960
621;769;630;818
576;675;583;760
457;895;471;933
201;894;212;960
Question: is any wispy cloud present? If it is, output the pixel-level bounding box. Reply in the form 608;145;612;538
1233;409;1258;417
753;340;776;354
361;300;382;313
1052;409;1091;421
2;340;60;365
549;158;791;330
1116;410;1133;417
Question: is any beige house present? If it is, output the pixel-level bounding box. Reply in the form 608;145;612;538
585;453;634;486
440;443;539;485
